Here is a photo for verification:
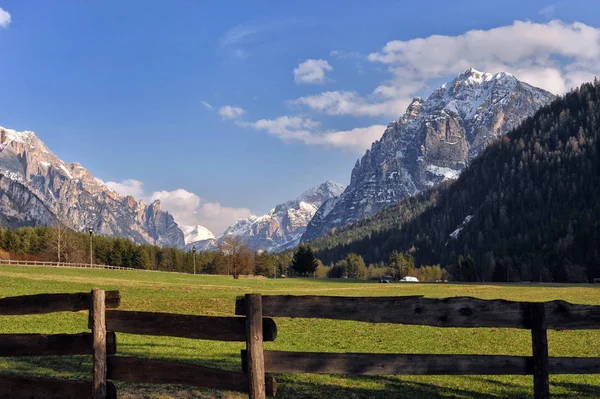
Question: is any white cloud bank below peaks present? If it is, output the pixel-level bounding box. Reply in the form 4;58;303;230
105;179;251;236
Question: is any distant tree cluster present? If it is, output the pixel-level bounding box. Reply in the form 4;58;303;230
0;225;292;277
308;80;600;283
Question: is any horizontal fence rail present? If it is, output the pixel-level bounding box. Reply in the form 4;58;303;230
102;310;277;341
0;374;117;399
1;259;191;274
241;350;600;376
235;295;600;330
0;332;116;357
0;291;120;315
107;356;277;397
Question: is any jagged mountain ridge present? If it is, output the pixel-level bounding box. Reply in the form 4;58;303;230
302;68;556;241
310;81;600;282
0;126;185;247
192;181;345;252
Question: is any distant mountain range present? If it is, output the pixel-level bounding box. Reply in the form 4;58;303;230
0;125;344;252
0;127;184;247
302;69;555;241
0;68;561;256
185;181;345;252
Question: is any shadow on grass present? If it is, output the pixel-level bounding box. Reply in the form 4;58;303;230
0;355;91;379
273;374;529;399
551;381;600;397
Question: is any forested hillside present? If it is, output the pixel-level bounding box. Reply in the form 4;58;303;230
311;80;600;283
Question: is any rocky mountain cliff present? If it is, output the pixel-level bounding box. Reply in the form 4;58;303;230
302;69;555;241
0;126;185;247
207;181;345;252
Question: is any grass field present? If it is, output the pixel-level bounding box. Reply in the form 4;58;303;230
0;265;599;398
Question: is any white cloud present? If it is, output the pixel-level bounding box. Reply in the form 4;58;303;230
102;178;250;235
201;100;214;110
367;20;600;95
105;179;145;198
150;189;251;235
289;20;600;125
0;8;11;28
293;59;333;84
293;90;412;117
219;105;245;120
243;115;385;152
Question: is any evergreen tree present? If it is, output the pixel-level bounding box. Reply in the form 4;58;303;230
291;245;319;276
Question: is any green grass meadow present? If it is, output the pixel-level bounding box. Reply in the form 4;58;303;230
0;265;599;398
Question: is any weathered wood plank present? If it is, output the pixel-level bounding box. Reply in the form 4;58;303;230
235;295;600;329
242;351;600;375
107;356;276;396
0;374;117;399
104;310;277;341
242;351;533;375
0;332;116;356
0;291;120;315
245;294;266;399
530;303;550;399
548;357;600;374
92;289;107;399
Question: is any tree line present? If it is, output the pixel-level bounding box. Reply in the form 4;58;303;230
0;222;446;281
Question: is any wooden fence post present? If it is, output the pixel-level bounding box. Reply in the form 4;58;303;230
245;294;266;399
92;289;107;399
529;302;550;399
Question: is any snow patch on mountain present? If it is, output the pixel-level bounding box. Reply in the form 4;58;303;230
449;215;473;239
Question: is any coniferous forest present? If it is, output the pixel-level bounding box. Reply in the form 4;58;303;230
309;80;600;283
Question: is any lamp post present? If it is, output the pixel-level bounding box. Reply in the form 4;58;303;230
192;246;196;275
88;227;94;267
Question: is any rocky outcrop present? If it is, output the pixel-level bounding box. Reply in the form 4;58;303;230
0;126;184;248
302;69;555;241
220;181;345;252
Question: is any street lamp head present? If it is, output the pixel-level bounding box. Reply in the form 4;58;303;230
192;246;196;253
88;227;93;235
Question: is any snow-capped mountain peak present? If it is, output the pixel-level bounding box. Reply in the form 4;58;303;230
181;224;215;244
0;125;185;248
219;180;346;252
302;69;556;242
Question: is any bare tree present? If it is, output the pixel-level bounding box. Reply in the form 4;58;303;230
46;215;77;263
218;235;254;279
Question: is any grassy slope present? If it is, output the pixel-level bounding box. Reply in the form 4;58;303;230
0;265;599;399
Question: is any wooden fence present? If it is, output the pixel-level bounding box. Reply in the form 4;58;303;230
0;290;121;398
0;291;277;399
1;259;166;272
235;294;600;399
2;292;600;398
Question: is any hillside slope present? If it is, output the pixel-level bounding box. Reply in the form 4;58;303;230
311;81;600;283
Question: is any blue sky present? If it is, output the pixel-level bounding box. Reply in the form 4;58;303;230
0;1;599;234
